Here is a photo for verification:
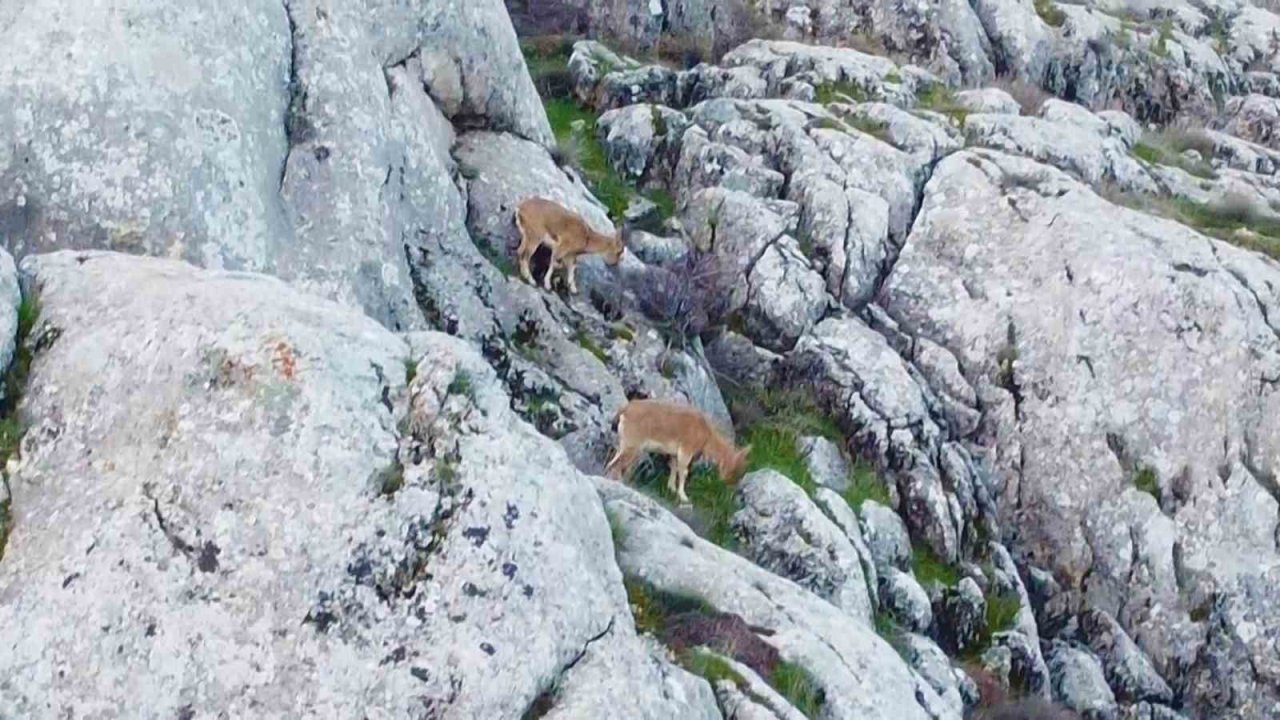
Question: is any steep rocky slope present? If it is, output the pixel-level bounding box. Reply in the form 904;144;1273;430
0;0;1278;718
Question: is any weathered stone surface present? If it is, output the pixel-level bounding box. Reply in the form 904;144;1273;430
732;470;873;624
801;436;851;492
0;251;714;718
901;633;967;717
860;499;912;572
1217;94;1280;150
0;249;19;396
1079;609;1173;705
599;477;955;720
885;148;1280;715
956;88;1022;115
880;567;933;633
1046;641;1119;720
812;487;880;612
934;578;986;656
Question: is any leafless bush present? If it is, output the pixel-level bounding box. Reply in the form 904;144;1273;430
632;248;736;345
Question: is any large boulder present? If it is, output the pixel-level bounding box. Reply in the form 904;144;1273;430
0;251;715;718
884;148;1280;716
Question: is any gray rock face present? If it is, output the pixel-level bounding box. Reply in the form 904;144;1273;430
901;633;968;718
0;249;19;397
599;478;955;720
732;470;874;624
801;436;851;492
1080;609;1174;705
1218;94;1280;150
860;500;912;571
0;251;714;718
885;148;1280;716
880;568;934;633
0;0;553;331
1046;642;1119;720
934;577;986;656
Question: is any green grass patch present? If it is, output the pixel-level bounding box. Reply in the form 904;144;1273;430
629;456;738;548
626;577;715;636
841;460;892;510
1034;0;1066;27
1103;186;1280;261
740;425;817;496
1130;129;1217;179
814;80;870;105
912;544;962;588
725;385;843;498
771;661;826;718
521;35;576;100
678;648;748;688
985;590;1022;635
606;508;627;548
545;98;637;220
403;358;418;385
846;115;891;142
644;187;677;221
1151;18;1173;57
915;84;969;125
574;330;608;364
0;296;40;563
447;368;476;402
1134;466;1159;498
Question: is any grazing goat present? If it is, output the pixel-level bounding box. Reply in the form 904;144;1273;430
606;398;750;504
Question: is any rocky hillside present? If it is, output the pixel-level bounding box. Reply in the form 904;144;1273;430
0;0;1278;718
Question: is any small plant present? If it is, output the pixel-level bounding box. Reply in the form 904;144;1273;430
985;589;1022;635
629;456;739;548
645;188;677;221
447;369;476;402
884;70;902;84
814;80;870;105
403;358;418;385
521;35;576;100
573;330;608;364
841;460;892;510
915;84;969;125
1134;467;1159;498
379;462;406;497
846;115;892;142
606;507;627;548
911;544;961;588
771;661;826;718
723;384;844;498
544;98;634;219
1034;0;1066;27
678;648;748;688
625;578;715;636
1130;128;1218;179
632;248;735;346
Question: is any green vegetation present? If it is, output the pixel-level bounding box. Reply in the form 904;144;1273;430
1;296;40;562
574;330;609;364
403;358;418;385
629;456;738;547
521;35;577;99
725;385;842;498
626;578;716;636
912;544;962;588
985;590;1022;635
1151;18;1174;57
1106;185;1280;261
379;462;406;497
1134;466;1159;498
544;98;676;223
477;240;517;277
884;70;902;84
1034;0;1066;27
606;508;627;548
915;84;969;125
447;368;476;403
814;80;871;105
679;648;748;687
1130;128;1217;179
771;661;826;718
841;460;892;510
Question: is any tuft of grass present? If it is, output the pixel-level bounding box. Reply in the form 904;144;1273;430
985;590;1022;635
1134;467;1159;498
521;35;577;100
544;98;641;220
574;330;609;364
915;84;969;125
814;80;870;105
725;385;843;497
379;462;406;497
447;368;476;402
476;240;517;277
1104;186;1280;261
771;661;826;718
884;70;902;84
626;577;715;636
841;460;891;511
741;425;817;496
678;648;748;688
645;187;677;221
1130;128;1217;179
1034;0;1066;27
403;358;418;385
629;456;739;548
606;508;627;548
0;296;41;563
846;115;891;143
912;544;962;588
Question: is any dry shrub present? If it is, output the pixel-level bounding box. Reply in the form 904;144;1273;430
632;248;736;344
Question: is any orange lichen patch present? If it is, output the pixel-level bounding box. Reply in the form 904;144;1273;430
272;341;298;380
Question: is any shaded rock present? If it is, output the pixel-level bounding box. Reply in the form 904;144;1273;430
935;578;987;656
902;633;967;717
956;88;1022;115
860;500;912;571
880;568;933;633
1046;642;1118;720
801;436;851;492
1079;609;1173;705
